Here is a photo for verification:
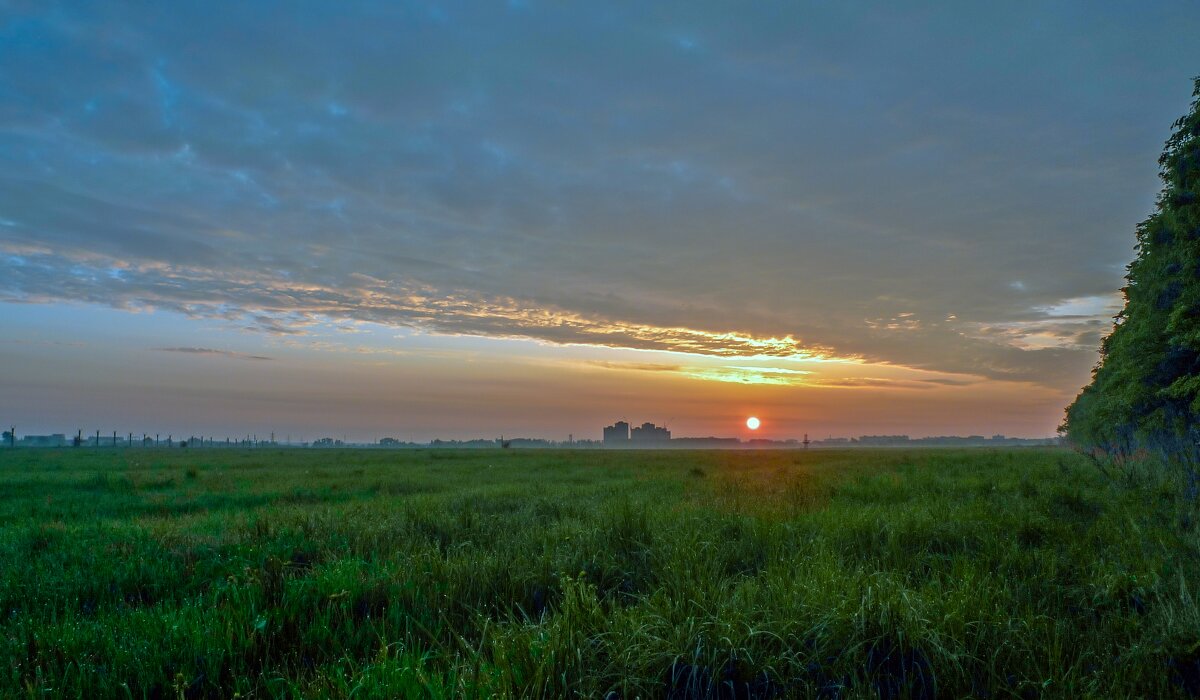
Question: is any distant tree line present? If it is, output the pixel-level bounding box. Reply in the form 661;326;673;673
1064;77;1200;495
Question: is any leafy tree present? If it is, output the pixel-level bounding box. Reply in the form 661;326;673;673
1064;77;1200;490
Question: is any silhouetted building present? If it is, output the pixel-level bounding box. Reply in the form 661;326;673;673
630;422;670;444
603;421;630;445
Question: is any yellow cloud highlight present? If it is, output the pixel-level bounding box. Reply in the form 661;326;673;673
579;355;982;392
6;249;863;366
678;365;814;386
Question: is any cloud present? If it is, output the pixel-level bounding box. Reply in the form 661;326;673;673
586;360;817;386
1;2;1194;395
805;376;982;391
584;360;684;373
918;377;979;387
808;377;910;389
0;338;87;348
676;365;817;386
0;249;844;359
0;235;1103;390
157;347;272;361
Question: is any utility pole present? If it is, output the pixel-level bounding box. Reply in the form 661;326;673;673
7;426;14;448
95;430;100;447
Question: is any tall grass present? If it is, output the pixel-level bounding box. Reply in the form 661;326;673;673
0;448;1197;698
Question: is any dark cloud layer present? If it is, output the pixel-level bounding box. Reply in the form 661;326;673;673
2;1;1197;392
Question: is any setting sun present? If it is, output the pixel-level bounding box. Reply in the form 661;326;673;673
746;416;761;430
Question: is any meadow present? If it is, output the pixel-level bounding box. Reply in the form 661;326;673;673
2;447;1198;699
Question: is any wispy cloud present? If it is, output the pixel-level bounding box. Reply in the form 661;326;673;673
1;339;87;348
677;365;815;386
584;360;684;373
587;359;820;386
0;246;1104;388
4;251;842;362
157;347;272;361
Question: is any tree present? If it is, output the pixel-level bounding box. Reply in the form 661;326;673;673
1064;77;1200;491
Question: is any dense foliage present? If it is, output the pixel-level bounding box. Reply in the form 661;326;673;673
1064;77;1200;484
3;447;1199;698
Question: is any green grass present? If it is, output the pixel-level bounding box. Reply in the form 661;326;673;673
1;447;1198;698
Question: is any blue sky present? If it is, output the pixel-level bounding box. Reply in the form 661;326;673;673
2;2;1198;440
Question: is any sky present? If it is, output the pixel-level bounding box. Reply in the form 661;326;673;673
2;2;1199;442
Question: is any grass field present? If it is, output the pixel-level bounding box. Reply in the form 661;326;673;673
2;447;1198;698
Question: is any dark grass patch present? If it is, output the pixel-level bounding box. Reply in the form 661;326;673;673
23;524;67;555
138;476;178;491
531;498;568;522
664;660;780;700
1047;489;1102;521
142;494;278;518
368;480;430;496
865;636;935;700
1015;521;1050;548
277;488;328;505
1170;647;1200;697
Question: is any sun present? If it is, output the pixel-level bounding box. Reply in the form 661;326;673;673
746;416;761;430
